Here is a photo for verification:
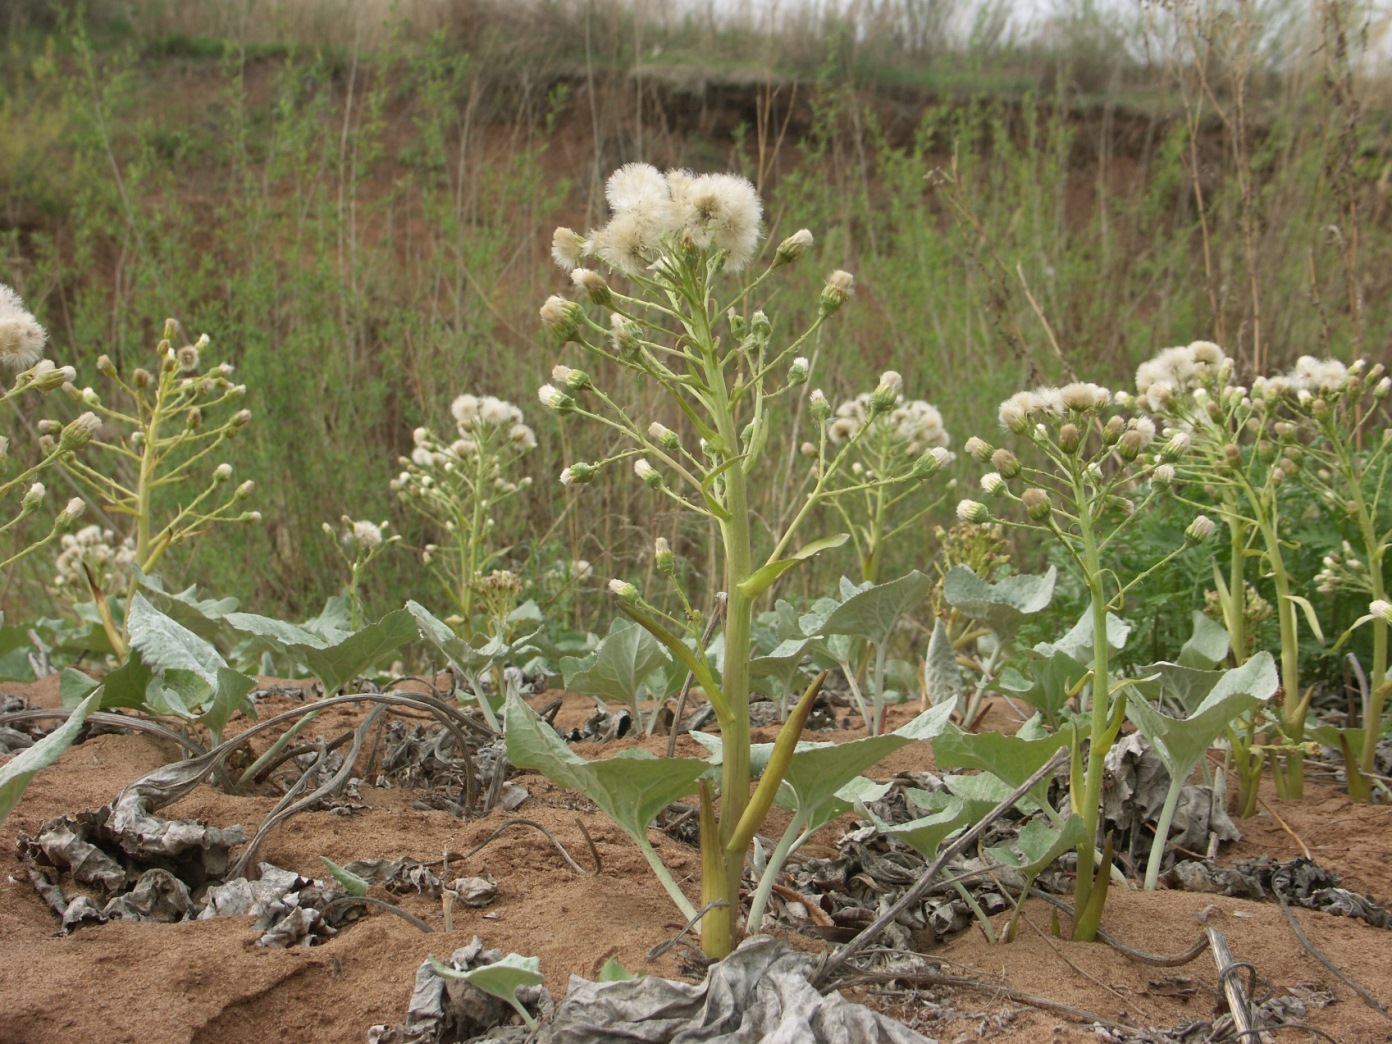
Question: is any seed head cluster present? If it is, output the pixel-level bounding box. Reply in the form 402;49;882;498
553;163;764;276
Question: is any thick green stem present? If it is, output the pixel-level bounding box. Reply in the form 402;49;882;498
1143;779;1185;890
1260;523;1304;798
1227;513;1247;665
1072;495;1116;941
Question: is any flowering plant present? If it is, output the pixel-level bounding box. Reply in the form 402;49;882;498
1;284;91;571
958;379;1243;938
58;319;256;657
512;163;951;958
322;516;398;629
393;393;535;634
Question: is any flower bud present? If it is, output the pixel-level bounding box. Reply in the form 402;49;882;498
1374;376;1390;400
609;313;641;358
1222;443;1242;468
808;388;831;420
1370;599;1392;625
176;344;200;373
552;227;586;269
980;472;1005;496
21;483;45;512
54;496;85;530
34;363;77;392
788;356;810;386
608;578;640;602
773;228;813;267
869;370;902;414
634;459;663;489
551;364;592;392
912;446;952;478
1185;514;1216;545
132;367;152;390
819;270;855;317
539;295;584;343
654;537;674;575
1152;463;1175;487
231;408;252;428
59;412;100;452
990;448;1020;478
570;268;612;307
96;354;117;378
727;309;748;340
537;383;576;415
0;435;7;459
750;311;772;341
1021;488;1052;521
231;479;256;501
1102;415;1124;446
1058;423;1081;454
956;499;990;524
1118;428;1146;462
648;422;680;451
965;436;993;463
241;511;262;524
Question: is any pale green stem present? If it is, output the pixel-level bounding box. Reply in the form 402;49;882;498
636;835;698;921
237;710;321;789
744;814;811;934
1072;481;1116;940
1143;776;1186;891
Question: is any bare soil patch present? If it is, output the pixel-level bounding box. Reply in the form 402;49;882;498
2;677;1390;1043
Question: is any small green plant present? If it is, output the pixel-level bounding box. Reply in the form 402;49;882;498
322;516;398;629
392;394;536;634
1285;358;1389;785
959;379;1210;939
59;318;257;655
823;390;954;583
513;163;951;958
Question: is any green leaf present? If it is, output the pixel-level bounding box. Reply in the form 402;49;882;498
987;815;1088;874
320;856;370;897
59;668;100;709
428;952;543;1029
199;668;257;745
1178;611;1230;670
0;625;38;682
943;565;1056;639
999;650;1087;726
1285;594;1326;646
1033;606;1129;663
866;794;970;858
560;618;672;708
749;637;815;702
1126;652;1278;781
598;957;638;981
505;692;705;846
738;533;850;599
892;698;959;741
923;618;962;709
931;723;1069;810
302;609;417;693
819;570;934;646
127;592;224;695
0;688;101;827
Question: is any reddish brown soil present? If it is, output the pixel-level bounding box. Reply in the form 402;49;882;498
2;679;1390;1043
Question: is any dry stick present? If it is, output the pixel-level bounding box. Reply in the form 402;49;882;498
1206;927;1272;1044
320;895;434;934
813;747;1069;989
231;706;387;879
1026;889;1209;967
836;968;1134;1032
0;708;235;791
1254;794;1312;860
1272;890;1391;1021
647;899;729;962
665;592;727;759
448;818;598;878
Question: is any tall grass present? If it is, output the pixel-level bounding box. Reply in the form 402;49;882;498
1;0;1388;633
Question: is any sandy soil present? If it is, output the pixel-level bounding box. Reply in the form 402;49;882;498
2;677;1390;1043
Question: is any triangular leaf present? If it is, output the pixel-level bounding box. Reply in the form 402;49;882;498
0;689;101;826
819;570;934;646
943;565;1056;639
